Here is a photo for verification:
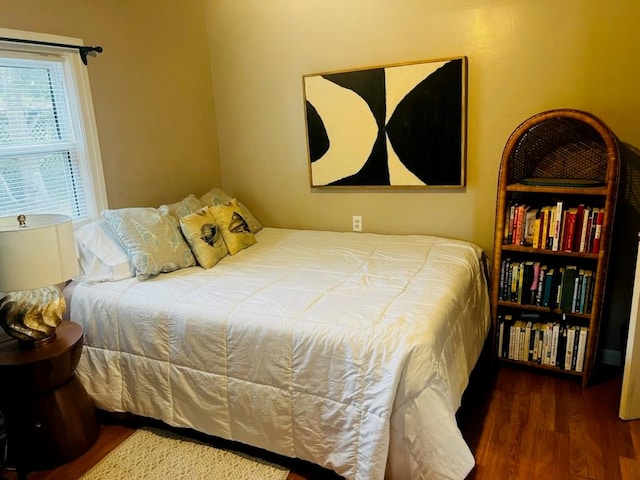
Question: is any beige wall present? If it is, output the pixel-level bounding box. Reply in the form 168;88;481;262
3;1;638;354
0;0;221;209
205;0;640;255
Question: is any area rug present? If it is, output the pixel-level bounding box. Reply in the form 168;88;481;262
80;428;290;480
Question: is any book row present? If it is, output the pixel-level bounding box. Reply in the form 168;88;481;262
503;201;604;254
496;314;589;372
498;259;594;314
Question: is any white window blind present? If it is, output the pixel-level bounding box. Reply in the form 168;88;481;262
0;29;108;225
0;55;90;220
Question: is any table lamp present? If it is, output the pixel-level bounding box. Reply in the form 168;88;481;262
0;214;78;347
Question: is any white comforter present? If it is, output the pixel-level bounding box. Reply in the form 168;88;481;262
70;228;490;480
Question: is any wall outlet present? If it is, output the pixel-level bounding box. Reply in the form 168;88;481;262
352;215;362;232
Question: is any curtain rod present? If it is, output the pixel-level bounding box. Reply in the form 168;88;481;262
0;36;103;65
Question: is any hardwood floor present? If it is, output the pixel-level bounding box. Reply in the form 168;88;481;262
458;364;640;480
1;364;638;480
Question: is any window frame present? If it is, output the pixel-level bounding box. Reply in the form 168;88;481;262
0;28;108;227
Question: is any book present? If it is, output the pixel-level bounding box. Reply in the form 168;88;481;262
555;267;566;309
509;204;518;245
550;322;560;365
585;208;599;253
546;206;556;249
532;210;542;249
499;258;508;300
542;322;554;365
575;327;589;372
515;205;528;246
500;314;514;358
571;203;589;252
552;200;564;251
572;204;585;252
532;322;542;363
562;207;577;252
527;320;537;361
560;265;578;311
556;314;569;367
538;324;546;364
577;205;591;252
591;209;604;253
565;324;577;370
505;202;516;243
517;262;525;304
509;320;518;359
542;268;554;307
539;206;551;249
584;271;595;314
535;265;547;306
578;270;593;313
510;320;525;360
523;321;533;362
520;320;528;361
571;325;581;370
572;270;584;313
521;261;535;305
497;315;506;357
524;208;540;246
508;261;517;302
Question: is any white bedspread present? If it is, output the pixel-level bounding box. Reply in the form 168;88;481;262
69;228;490;480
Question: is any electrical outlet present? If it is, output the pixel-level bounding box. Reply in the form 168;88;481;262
352;215;362;232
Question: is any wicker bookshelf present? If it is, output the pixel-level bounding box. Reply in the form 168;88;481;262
490;109;619;386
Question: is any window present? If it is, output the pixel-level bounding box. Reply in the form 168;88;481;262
0;30;107;226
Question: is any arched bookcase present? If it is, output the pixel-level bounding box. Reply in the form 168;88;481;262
490;109;619;386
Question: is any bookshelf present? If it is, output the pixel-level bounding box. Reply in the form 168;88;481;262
490;109;619;386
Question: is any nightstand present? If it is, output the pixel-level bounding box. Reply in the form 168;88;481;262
0;321;99;478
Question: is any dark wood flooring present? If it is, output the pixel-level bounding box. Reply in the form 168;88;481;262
459;364;640;480
1;364;638;480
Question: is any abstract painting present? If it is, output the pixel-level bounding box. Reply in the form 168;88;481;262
303;56;467;188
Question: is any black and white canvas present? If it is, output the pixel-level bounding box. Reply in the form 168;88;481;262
304;56;467;188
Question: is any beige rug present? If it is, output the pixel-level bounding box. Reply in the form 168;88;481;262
80;428;290;480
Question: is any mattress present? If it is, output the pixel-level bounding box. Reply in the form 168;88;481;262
68;227;491;480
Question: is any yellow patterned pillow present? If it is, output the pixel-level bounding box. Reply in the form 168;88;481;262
209;199;257;255
179;207;228;269
200;188;263;233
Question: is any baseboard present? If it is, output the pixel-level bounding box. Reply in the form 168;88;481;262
601;348;622;366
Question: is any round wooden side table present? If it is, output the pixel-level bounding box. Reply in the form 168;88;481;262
0;321;99;478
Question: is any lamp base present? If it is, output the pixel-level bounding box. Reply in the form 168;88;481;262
18;331;58;349
0;286;66;346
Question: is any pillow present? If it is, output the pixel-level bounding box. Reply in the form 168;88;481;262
209;199;257;255
199;187;232;206
102;208;195;280
158;194;205;220
200;188;263;233
74;220;135;282
179;207;228;268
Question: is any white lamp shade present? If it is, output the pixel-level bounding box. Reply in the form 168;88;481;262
0;214;79;292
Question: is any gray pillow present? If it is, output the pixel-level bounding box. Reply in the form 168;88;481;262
158;194;205;220
200;188;263;233
102;207;195;280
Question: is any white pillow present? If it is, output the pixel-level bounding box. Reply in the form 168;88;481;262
74;220;135;282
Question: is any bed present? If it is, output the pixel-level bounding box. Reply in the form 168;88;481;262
66;216;490;480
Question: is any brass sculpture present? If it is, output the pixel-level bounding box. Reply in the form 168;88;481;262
0;286;66;344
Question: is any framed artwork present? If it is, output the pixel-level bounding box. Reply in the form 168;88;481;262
303;56;467;188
